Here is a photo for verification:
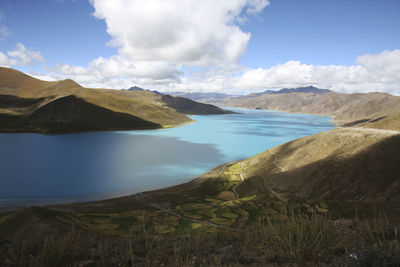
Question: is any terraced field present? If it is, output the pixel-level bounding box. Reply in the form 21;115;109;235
57;162;329;237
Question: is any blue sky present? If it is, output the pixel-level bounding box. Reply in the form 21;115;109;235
0;0;399;94
0;0;115;67
241;0;400;67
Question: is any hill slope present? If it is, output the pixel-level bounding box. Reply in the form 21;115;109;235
0;67;231;133
160;94;231;115
234;128;400;202
0;95;160;134
211;90;400;130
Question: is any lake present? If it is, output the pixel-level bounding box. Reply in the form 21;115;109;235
0;108;333;206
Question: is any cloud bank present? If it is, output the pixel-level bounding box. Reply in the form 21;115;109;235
41;49;399;95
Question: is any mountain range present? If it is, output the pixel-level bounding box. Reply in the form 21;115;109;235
208;87;400;130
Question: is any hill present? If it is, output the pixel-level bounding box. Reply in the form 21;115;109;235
169;91;236;103
211;89;400;130
125;85;163;95
160;94;231;115
0;67;231;133
235;128;400;203
0;95;160;134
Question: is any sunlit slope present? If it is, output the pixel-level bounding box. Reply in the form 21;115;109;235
0;67;230;133
214;91;400;130
0;67;189;126
209;128;400;202
0;67;82;97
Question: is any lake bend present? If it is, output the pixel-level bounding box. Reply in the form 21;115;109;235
0;108;334;207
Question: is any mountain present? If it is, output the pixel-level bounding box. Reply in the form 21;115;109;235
253;86;332;96
169;92;236;103
0;67;231;134
125;86;163;95
169;87;329;103
126;86;145;91
160;94;232;115
211;89;400;130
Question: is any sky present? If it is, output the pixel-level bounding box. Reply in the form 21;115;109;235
0;0;399;95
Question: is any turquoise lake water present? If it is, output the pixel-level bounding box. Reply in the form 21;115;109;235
0;108;333;206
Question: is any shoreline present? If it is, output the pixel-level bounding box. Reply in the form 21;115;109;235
0;108;335;209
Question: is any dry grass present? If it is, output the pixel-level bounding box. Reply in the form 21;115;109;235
2;212;399;266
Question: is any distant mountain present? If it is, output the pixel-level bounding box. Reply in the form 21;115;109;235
210;88;400;130
161;94;233;115
255;86;332;96
170;92;235;100
0;67;232;134
169;92;237;103
126;86;145;91
170;87;330;103
124;86;163;95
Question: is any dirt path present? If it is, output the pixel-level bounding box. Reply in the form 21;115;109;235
268;148;284;172
232;161;247;199
264;149;288;203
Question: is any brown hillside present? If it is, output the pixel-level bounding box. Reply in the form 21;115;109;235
233;128;400;203
213;91;400;130
0;67;231;133
0;67;82;98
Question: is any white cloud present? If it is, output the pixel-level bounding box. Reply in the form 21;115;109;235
90;0;269;66
47;55;182;89
356;50;400;84
0;43;44;67
232;50;400;95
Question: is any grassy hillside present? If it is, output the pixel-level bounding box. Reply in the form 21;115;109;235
0;95;161;134
0;67;231;133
